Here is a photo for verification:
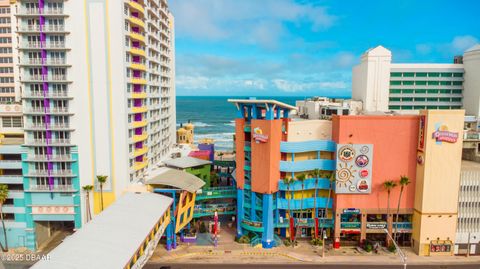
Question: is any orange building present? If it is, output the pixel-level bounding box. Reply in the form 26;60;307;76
332;115;420;247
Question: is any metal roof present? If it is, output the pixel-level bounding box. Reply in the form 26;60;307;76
31;192;172;269
163;156;211;169
146;167;205;192
228;99;297;111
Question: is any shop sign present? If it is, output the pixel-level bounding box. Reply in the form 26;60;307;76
418;115;426;151
432;130;459;143
366;223;387;229
430;241;452;253
252;127;268;143
343;208;360;214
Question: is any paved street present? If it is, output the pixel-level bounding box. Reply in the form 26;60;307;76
145;263;480;269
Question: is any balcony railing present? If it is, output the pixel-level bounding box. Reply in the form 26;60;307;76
19;8;64;15
27;139;71;145
23;91;69;98
29;185;75;192
25;123;71;130
21;41;66;49
26;154;73;161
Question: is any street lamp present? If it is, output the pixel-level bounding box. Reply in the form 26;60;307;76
384;229;407;269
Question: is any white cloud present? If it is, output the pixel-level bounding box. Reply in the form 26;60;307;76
451;35;478;52
416;44;432;55
272;79;347;93
170;0;336;48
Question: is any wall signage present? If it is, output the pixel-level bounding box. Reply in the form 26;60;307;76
418;115;426;151
432;130;459;143
32;206;74;215
343;208;360;214
430;241;452;253
252;127;268;143
336;144;374;194
366;223;387;229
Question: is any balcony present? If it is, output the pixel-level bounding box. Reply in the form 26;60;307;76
27;185;76;192
128;1;145;14
133;160;148;171
131;106;147;113
129;77;147;85
23;91;70;99
132;133;148;143
129;47;146;57
131;92;147;99
0;175;23;184
130;63;147;71
128;16;145;28
18;8;65;16
0;160;22;169
25;154;74;162
24;123;73;131
131;120;147;128
21;75;69;82
24;107;71;115
20;41;67;50
25;138;71;146
133;147;148;158
129;32;145;43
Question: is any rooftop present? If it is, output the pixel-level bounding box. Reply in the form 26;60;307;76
146;167;205;192
31;192;172;269
163;156;211;169
228;98;297;111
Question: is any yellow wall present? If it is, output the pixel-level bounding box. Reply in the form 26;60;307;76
413;110;464;256
93;191;116;214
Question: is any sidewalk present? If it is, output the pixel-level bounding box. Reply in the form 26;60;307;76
149;226;480;265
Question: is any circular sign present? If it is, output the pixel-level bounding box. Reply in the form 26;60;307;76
359;169;369;178
355;155;369;167
357;179;369;192
349;185;356;192
360;146;369;154
338;145;355;162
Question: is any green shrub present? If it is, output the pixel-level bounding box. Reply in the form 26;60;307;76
388;244;397;253
364;244;373;252
238;235;250;244
310;238;323;246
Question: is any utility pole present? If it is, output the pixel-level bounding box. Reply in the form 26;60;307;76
384;229;407;269
322;229;326;258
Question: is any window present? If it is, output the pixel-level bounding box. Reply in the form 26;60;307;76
427;106;438;109
390;80;401;85
389;105;400;110
428;73;440;77
415;89;426;93
440;73;452;77
415;81;427;85
439;98;451;102
391;72;402;77
416;72;427;77
389;97;401;101
2;116;23;127
452;81;462;86
452;89;462;94
402;89;414;94
414;98;426;102
427;89;438;94
402;97;413;101
439;89;451;94
403;81;414;85
414;106;426;109
440;81;451;86
427;98;438;102
390;89;402;94
403;72;414;77
453;73;463;77
401;106;413;110
427;81;439;85
451;98;462;102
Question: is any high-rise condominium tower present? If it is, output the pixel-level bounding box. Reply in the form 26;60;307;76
14;0;176;246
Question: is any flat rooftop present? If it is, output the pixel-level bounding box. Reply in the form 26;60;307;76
228;99;297;111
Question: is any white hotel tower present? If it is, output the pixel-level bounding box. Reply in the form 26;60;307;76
14;0;176;215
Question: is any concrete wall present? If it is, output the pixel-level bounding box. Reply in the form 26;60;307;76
287;120;332;142
332;115;419;210
413;110;464;256
463;46;480;117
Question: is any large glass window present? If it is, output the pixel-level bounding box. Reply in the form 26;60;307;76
428;72;440;77
439;89;451;94
390;72;402;77
427;89;438;94
415;89;426;93
427;81;439;85
453;73;463;77
452;89;462;94
402;89;414;94
452;81;462;86
390;89;402;94
415;81;427;85
440;81;451;86
440;73;452;77
403;81;414;85
389;97;401;101
439;97;451;102
403;72;414;77
390;80;401;85
416;72;427;77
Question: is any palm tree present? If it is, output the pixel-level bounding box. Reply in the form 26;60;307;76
282;177;293;243
322;173;335;234
311;169;321;239
295;173;307;239
394;176;411;242
96;175;108;211
0;184;9;252
383;180;397;246
82;185;93;222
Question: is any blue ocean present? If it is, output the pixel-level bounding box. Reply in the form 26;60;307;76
176;96;303;150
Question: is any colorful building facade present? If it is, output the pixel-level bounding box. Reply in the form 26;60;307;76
230;99;336;248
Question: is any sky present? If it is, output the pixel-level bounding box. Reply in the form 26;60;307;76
169;0;480;97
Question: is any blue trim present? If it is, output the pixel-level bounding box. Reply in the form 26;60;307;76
280;140;336;153
251;191;256;221
236;189;244;237
277;197;332;210
280;159;336;172
261;194;274;248
278;178;332;191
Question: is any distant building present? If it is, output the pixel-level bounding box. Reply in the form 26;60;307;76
177;122;194;145
296;97;362;119
352;45;480;115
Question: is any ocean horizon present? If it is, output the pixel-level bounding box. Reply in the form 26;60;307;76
176;95;349;150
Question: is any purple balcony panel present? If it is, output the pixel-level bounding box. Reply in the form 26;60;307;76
133;70;141;77
134;113;142;121
134;84;142;92
135;142;143;149
134;99;142;107
135;156;143;162
135;128;142;135
132;12;139;18
132;41;140;48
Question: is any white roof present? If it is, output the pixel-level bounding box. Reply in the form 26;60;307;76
465;44;480;53
228;99;297;111
31;192;172;269
146;167;205;192
163;156;211;169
